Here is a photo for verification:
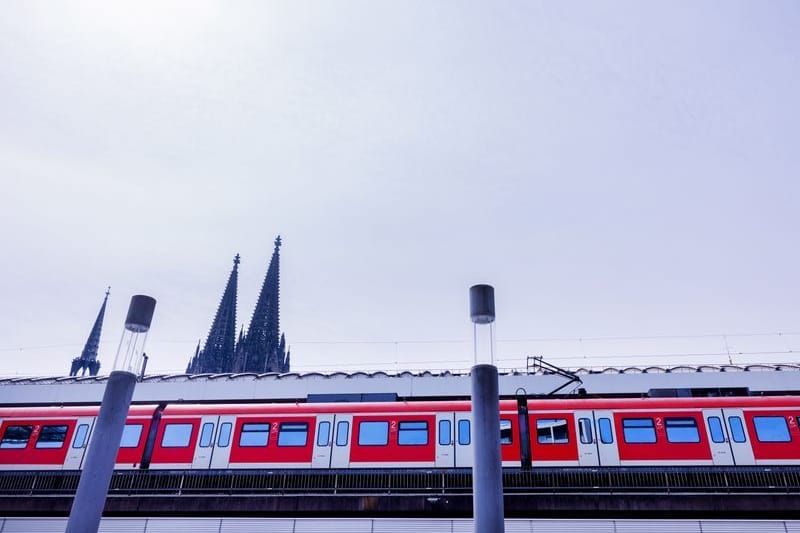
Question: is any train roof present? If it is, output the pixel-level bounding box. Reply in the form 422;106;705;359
0;364;799;406
2;395;800;419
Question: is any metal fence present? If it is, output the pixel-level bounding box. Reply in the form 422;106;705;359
1;467;800;497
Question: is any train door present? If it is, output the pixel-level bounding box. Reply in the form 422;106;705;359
209;415;236;469
435;413;455;468
192;416;219;469
64;417;95;470
312;414;334;468
574;411;599;466
455;412;473;468
330;414;352;469
702;409;734;465
593;410;619;466
722;408;755;465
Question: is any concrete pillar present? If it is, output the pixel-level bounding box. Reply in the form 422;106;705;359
471;363;505;533
65;370;137;533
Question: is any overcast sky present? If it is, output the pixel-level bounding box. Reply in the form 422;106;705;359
1;1;798;376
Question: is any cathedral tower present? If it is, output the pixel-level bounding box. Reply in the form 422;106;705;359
69;288;110;376
234;236;290;373
186;255;240;374
187;237;289;374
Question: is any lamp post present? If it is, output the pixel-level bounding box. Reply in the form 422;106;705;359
469;284;504;533
66;295;156;533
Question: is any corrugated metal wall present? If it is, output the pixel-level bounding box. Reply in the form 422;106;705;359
0;518;797;533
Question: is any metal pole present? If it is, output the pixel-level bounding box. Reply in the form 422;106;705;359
65;370;136;533
67;294;155;533
471;363;505;533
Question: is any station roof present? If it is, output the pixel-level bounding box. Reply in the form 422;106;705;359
0;364;798;406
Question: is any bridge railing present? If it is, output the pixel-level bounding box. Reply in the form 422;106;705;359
1;467;800;497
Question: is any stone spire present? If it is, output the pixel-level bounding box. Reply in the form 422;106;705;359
186;254;240;374
69;287;110;377
235;236;289;373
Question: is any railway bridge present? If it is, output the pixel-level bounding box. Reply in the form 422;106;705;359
2;366;800;528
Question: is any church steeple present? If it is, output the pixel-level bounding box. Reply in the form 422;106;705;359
186;254;240;374
69;287;110;377
235;236;289;373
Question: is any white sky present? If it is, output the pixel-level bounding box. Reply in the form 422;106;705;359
0;1;798;376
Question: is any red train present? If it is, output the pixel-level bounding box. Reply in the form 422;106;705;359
1;395;799;470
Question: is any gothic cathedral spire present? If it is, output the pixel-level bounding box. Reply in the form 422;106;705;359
69;287;110;376
186;237;289;375
186;254;240;374
234;236;289;373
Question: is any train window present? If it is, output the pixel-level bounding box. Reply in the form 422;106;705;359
578;418;593;444
278;422;309;447
598;418;613;444
72;424;90;449
728;416;746;443
398;421;428;445
239;423;270;447
335;421;349;446
218;423;232;447
358;421;389;446
0;425;33;449
537;419;569;444
753;416;791;443
500;419;513;445
439;420;452;446
35;425;68;449
622;418;656;444
317;421;331;446
665;418;700;443
458;420;471;445
199;423;214;448
708;417;725;443
120;424;143;448
162;423;193;448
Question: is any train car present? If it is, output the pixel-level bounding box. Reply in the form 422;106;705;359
1;396;799;471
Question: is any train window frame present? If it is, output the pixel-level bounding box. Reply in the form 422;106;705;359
727;416;746;443
0;425;33;449
622;418;657;444
753;416;791;443
536;418;569;445
120;424;144;448
398;421;429;446
664;417;701;443
217;423;232;447
578;418;593;444
438;420;452;446
598;418;614;444
708;417;725;443
239;422;270;447
458;420;471;446
335;421;349;446
358;421;389;446
35;425;69;449
278;422;309;447
199;423;215;448
161;423;194;448
72;424;90;449
317;421;331;447
500;419;514;445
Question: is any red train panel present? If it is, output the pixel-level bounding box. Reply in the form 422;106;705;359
746;411;800;461
529;412;578;462
350;414;436;464
228;416;317;465
613;412;711;462
0;419;76;466
115;416;154;467
150;417;200;465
